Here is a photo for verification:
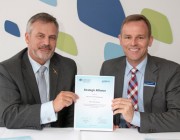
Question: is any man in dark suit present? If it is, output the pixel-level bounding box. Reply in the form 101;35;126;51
100;14;180;133
0;12;78;129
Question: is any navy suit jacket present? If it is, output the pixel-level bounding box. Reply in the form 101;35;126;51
0;48;77;129
100;54;180;133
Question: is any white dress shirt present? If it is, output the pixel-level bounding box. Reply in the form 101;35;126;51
28;54;57;124
122;56;147;127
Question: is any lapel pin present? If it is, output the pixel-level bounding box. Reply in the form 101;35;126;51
53;68;58;75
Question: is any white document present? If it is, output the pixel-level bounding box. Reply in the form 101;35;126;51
74;75;114;131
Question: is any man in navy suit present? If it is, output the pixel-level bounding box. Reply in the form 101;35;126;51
0;12;78;129
100;14;180;133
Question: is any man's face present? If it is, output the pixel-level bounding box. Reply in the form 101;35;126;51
119;21;153;67
25;21;58;65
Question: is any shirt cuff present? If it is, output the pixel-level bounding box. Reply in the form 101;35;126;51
131;111;140;127
40;101;57;124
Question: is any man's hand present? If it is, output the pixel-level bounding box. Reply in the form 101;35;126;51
112;98;134;123
53;91;79;112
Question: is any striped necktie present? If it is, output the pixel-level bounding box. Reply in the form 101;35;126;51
126;68;138;128
127;68;138;111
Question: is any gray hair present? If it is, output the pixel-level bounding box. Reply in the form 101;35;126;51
26;12;59;34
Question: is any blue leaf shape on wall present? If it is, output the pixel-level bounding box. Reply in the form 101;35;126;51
4;20;20;37
77;0;125;38
39;0;57;6
104;42;124;60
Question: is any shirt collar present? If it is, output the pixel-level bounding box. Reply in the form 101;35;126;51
28;53;50;74
126;56;147;75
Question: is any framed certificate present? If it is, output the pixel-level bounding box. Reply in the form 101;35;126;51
74;75;114;131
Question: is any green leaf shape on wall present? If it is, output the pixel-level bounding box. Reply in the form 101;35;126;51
141;8;173;44
57;32;78;56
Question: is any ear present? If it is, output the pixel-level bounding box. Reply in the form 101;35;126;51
25;33;29;44
148;36;154;47
118;34;122;45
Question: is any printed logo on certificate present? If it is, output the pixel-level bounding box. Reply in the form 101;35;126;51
74;75;114;131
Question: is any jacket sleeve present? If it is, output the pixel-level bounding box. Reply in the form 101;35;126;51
139;65;180;133
0;64;42;129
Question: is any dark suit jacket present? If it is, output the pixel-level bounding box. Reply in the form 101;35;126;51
100;54;180;133
0;48;77;129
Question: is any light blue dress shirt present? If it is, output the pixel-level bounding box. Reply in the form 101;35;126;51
122;56;147;127
28;54;57;124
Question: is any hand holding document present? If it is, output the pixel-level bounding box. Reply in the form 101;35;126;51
74;75;114;131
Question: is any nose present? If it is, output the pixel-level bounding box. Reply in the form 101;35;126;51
131;38;137;46
43;37;50;45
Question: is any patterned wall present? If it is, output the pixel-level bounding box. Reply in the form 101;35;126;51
0;0;179;74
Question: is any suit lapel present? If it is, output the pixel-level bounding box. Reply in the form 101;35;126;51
49;61;59;101
114;58;126;98
113;57;126;125
22;52;41;103
143;56;158;112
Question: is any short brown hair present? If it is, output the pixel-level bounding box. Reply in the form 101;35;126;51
120;14;151;37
